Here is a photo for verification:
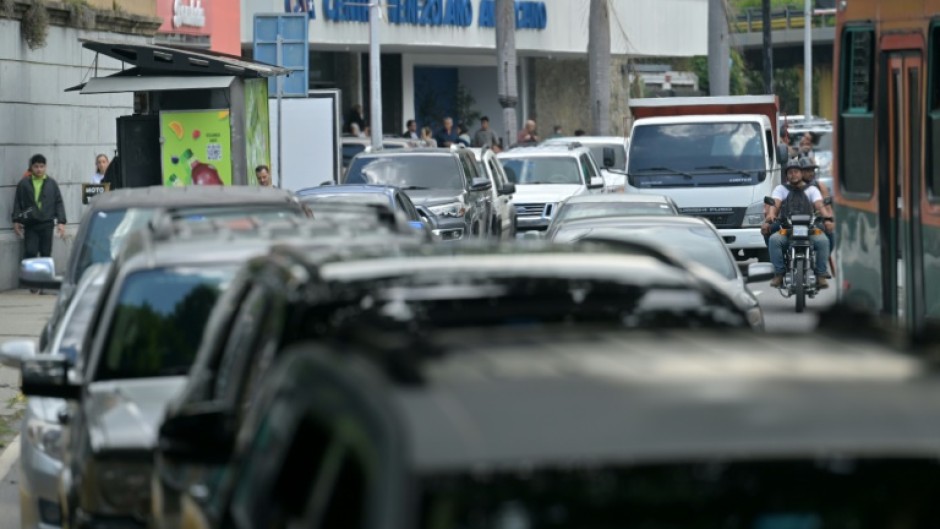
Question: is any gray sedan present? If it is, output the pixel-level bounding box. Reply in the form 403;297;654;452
551;215;765;329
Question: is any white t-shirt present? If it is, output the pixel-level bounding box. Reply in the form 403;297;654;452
772;184;823;205
92;172;105;184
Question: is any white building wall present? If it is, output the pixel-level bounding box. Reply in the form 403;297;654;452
241;0;708;57
0;20;149;291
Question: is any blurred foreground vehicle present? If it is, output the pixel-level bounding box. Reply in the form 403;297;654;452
24;186;307;351
551;216;766;329
154;239;762;529
187;322;940;529
18;217;423;529
296;184;435;238
544;193;679;239
0;264;109;529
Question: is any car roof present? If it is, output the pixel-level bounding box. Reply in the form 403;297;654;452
386;328;936;472
498;146;587;158
355;148;460;157
543;136;628;146
555;215;711;230
296;184;397;197
562;194;673;205
634;114;770;127
86;185;301;211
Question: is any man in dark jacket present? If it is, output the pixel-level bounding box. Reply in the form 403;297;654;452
12;154;67;258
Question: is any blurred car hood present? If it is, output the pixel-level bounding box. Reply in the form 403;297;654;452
404;188;464;206
510;184;585;204
85;377;187;453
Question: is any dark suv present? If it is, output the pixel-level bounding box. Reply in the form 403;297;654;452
342;147;493;241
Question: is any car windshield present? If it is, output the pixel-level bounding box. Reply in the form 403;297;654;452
419;459;940;528
53;281;105;365
344;155;464;190
74;209;155;284
554;225;737;280
629;122;766;188
175;207;303;223
554;202;676;223
500;157;582;185
301;193;389;207
96;266;235;380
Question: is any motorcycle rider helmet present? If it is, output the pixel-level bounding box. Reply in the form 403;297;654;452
786;158;803;172
799;156;818;169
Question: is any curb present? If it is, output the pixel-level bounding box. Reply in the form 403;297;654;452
0;435;20;481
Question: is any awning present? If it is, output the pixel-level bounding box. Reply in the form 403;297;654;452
76;75;236;94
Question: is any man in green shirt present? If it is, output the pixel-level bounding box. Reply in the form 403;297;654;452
12;154;67;259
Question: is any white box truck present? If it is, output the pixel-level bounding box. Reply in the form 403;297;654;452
626;95;782;261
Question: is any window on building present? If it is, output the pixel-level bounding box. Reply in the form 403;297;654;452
839;26;876;196
927;23;940;200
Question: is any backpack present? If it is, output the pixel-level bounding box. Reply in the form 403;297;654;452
780;185;813;219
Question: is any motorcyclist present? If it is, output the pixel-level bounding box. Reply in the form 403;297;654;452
800;156;835;270
761;158;834;289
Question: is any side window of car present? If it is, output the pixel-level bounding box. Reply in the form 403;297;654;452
236;294;287;420
399;193;420;219
213;286;268;401
394;194;409;216
458;153;478;185
491;158;508;188
582;154;598;178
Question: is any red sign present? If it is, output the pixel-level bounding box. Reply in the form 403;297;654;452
157;0;210;37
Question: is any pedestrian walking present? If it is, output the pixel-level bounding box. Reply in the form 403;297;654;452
435;117;459;147
12;154;67;260
472;116;498;148
92;154;109;184
517;120;540;144
255;165;272;187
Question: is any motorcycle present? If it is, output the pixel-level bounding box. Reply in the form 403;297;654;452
763;196;831;313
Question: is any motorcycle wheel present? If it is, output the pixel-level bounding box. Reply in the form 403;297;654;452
794;261;806;313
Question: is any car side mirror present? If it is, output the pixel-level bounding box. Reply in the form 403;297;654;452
603;147;616;169
20;258;61;290
0;340;37;369
21;354;80;400
470;177;493;192
746;262;776;283
158;407;235;463
588;176;605;189
499;182;516;196
763;196;775;206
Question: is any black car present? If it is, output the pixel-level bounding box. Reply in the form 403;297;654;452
342;148;495;241
187;321;940;529
26;185;307;351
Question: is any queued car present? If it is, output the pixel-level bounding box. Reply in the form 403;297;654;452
0;264;109;529
541;135;630;192
497;144;605;231
550;215;765;329
154;239;763;529
469;147;517;239
295;184;436;236
545;193;679;239
342;147;494;241
25;185;308;352
207;328;940;529
16;216;424;529
340;136;427;171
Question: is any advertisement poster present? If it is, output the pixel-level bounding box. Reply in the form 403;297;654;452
244;78;271;186
160;109;233;186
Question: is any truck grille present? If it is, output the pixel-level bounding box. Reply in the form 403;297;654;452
515;203;548;216
680;207;747;229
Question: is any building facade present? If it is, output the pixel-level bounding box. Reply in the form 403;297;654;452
240;0;708;141
155;0;241;55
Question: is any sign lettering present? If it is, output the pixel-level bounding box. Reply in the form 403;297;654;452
173;0;206;28
289;0;547;30
82;183;110;205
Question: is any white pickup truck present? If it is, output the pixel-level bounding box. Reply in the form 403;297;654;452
625;95;782;261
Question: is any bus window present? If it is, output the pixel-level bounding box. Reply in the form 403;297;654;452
928;24;940;200
839;26;876;196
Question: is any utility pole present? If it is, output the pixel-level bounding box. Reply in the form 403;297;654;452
761;0;773;93
369;0;383;149
588;0;611;135
803;0;813;116
708;0;730;96
495;0;518;148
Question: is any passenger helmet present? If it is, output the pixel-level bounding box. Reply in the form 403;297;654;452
799;156;818;169
786;158;803;172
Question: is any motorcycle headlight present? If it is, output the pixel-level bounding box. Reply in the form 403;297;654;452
427;202;466;218
25;418;63;460
743;201;766;227
97;460;151;514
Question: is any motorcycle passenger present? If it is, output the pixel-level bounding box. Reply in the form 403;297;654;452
800;156;835;261
762;158;833;289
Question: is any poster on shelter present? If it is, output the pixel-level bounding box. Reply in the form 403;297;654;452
160;109;233;186
244;79;271;186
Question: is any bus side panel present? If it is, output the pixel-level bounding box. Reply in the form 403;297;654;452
836;204;883;311
925;222;940;319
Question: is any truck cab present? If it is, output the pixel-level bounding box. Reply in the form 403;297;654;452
626;96;781;261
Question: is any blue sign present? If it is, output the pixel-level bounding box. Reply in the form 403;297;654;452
253;13;310;97
284;0;547;30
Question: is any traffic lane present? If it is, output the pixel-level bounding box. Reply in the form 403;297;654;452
751;279;837;333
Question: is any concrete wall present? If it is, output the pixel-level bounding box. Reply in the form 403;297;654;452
531;55;632;139
88;0;157;17
0;20;152;291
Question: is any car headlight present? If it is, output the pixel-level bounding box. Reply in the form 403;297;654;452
97;460;151;513
742;201;766;227
427;202;466;218
26;418;63;460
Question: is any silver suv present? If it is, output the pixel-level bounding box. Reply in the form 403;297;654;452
497;144;606;231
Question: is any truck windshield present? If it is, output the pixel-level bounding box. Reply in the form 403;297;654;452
500;157;582;185
629;122;766;188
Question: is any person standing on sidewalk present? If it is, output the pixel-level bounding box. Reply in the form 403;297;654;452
12;154;67;259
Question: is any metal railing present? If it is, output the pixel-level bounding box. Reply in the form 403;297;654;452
733;6;836;33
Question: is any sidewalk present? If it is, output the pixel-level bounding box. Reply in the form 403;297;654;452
0;289;56;449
